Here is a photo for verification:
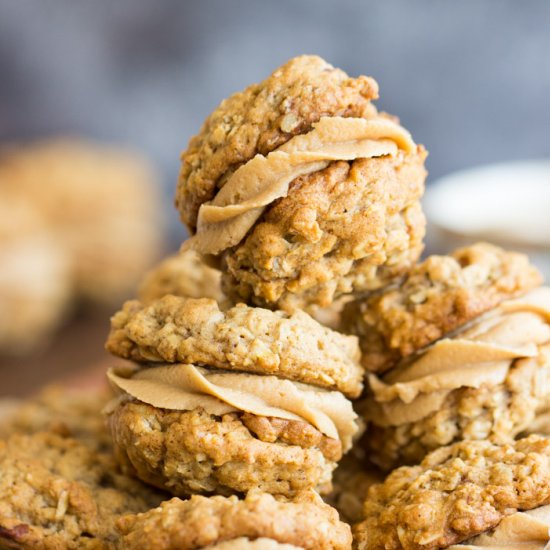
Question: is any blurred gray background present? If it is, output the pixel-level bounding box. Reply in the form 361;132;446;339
1;0;549;240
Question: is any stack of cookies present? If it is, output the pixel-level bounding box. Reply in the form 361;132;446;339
3;54;550;549
345;242;550;469
343;243;550;548
101;53;425;498
103;55;550;549
98;54;428;548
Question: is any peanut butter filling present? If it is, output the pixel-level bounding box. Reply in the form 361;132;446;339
107;363;358;451
449;504;550;549
366;287;550;426
182;116;416;255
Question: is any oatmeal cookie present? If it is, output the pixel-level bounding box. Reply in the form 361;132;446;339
0;431;163;550
222;155;426;311
362;286;550;469
366;345;550;469
107;401;341;498
176;55;379;230
117;490;352;549
0;138;164;305
138;250;227;306
353;436;550;549
0;190;71;355
176;55;427;309
106;295;362;397
0;386;112;452
138;251;347;330
343;242;542;373
448;504;550;548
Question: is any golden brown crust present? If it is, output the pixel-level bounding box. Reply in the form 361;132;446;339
364;345;550;470
0;386;112;453
354;435;550;550
105;295;362;397
222;150;427;310
0;431;162;550
118;491;351;550
176;55;379;231
344;242;543;373
138;250;228;306
107;401;338;498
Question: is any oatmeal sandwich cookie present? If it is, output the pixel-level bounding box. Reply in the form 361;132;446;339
343;242;543;374
353;436;550;550
0;431;163;550
105;361;359;497
362;283;550;470
177;55;427;310
117;490;351;549
106;294;363;397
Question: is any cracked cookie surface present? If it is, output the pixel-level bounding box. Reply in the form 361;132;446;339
106;295;362;397
176;55;427;309
117;490;352;550
176;55;379;231
354;436;550;550
107;401;340;498
344;243;542;373
0;431;163;550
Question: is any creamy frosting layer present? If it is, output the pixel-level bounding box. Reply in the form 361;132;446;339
107;363;358;450
449;505;550;549
183;116;416;255
366;287;550;426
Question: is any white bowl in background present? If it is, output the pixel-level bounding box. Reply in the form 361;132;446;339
424;160;550;278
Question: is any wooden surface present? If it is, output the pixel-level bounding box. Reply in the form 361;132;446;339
0;309;113;397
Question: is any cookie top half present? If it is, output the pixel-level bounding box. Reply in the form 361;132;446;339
354;435;550;549
344;242;542;373
117;490;351;550
176;55;378;232
106;295;363;397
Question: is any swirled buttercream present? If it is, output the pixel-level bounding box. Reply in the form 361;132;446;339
366;287;550;426
182;116;416;255
107;363;358;450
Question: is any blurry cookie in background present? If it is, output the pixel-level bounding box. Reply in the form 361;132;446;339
0;138;165;356
0;137;165;306
0;190;71;355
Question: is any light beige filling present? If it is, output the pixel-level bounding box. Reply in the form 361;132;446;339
448;505;550;549
107;363;358;450
182;116;416;255
366;287;550;426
